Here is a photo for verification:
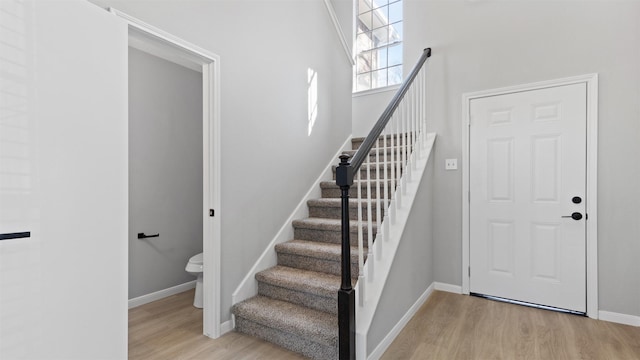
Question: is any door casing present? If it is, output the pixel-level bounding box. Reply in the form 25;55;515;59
111;9;224;338
461;74;598;318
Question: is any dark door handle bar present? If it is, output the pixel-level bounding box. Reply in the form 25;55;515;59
0;232;31;241
137;232;159;239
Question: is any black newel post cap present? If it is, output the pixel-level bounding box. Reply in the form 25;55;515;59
336;154;354;187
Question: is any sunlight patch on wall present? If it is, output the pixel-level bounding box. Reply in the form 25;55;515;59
307;68;318;136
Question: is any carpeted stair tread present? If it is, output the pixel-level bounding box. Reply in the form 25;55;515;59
275;239;364;262
308;198;387;221
232;295;337;347
320;179;393;188
319;180;395;199
256;265;340;299
292;217;377;232
308;198;385;208
343;145;408;158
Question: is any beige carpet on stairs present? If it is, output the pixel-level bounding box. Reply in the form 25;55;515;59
232;137;400;360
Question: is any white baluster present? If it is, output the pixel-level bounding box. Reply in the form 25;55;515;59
383;120;390;239
396;103;403;206
366;145;373;279
375;131;382;260
356;170;364;306
389;113;396;224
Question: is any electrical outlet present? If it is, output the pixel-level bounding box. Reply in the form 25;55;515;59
445;158;458;170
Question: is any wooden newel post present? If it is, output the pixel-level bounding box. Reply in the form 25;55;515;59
336;154;355;360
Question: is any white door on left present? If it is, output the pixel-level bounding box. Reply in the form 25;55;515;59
0;1;128;358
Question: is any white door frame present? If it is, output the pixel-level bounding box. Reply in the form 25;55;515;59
110;9;223;338
461;74;599;318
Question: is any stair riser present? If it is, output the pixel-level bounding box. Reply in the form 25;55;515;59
235;317;337;360
277;253;361;278
308;203;386;221
321;184;394;199
258;282;337;315
294;227;377;245
343;148;409;161
352;135;412;149
332;166;404;180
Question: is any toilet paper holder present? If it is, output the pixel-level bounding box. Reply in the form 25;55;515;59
137;232;159;239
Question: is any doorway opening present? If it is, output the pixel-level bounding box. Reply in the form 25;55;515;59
113;9;222;339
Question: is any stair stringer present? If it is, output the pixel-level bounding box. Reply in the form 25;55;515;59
355;133;436;360
231;136;353;308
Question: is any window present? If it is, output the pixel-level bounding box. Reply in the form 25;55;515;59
355;0;403;92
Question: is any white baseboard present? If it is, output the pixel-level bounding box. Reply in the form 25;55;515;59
367;283;435;360
220;319;234;335
599;310;640;327
434;282;463;294
231;136;353;305
128;280;196;309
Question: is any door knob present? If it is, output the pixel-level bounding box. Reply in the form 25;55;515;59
561;212;583;220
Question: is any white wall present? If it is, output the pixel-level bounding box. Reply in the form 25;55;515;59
367;150;435;353
128;48;203;299
400;0;640;317
352;88;397;136
89;0;353;322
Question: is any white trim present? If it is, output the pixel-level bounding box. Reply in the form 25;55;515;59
128;281;196;309
434;282;463;294
599;311;640;327
231;137;353;305
461;74;599;318
203;59;223;338
352;84;401;98
220;320;235;335
112;8;224;338
323;0;355;66
109;8;218;61
367;283;435;360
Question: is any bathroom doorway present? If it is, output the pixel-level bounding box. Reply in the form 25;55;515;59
115;9;222;339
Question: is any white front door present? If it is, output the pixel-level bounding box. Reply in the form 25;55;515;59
0;1;128;358
469;83;587;313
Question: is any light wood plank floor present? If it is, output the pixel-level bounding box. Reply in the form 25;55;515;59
129;289;304;360
129;289;640;359
381;291;640;359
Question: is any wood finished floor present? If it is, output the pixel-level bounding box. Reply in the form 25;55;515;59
381;291;640;360
128;289;304;360
129;289;640;359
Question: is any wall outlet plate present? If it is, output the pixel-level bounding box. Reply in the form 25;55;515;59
445;158;458;170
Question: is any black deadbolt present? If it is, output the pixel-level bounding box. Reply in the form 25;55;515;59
572;196;582;204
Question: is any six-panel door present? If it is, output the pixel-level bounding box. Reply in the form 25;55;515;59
469;83;587;313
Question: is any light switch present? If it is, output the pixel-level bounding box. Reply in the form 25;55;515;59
445;158;458;170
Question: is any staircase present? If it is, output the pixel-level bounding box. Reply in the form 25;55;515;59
231;138;392;360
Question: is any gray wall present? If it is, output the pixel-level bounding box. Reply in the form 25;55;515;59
353;0;640;318
90;0;353;320
367;150;435;353
128;47;203;299
402;0;640;317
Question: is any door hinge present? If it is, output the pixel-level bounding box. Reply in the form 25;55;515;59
468;190;470;203
209;209;214;217
468;266;471;277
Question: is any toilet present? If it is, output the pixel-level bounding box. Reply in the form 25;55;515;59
185;253;203;308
